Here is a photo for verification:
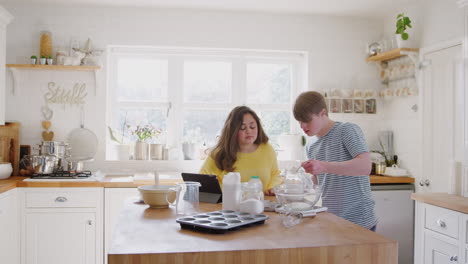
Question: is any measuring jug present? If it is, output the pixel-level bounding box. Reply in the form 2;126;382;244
167;181;201;216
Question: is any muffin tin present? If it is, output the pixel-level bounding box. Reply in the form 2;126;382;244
176;210;269;234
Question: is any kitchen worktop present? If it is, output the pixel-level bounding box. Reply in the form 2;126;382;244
411;192;468;213
0;175;414;194
108;198;397;264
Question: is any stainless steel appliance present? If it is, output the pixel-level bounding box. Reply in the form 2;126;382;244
371;184;414;264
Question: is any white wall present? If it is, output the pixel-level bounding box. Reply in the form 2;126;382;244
3;3;385;173
380;0;463;180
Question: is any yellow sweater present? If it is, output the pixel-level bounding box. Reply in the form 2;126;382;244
199;143;281;191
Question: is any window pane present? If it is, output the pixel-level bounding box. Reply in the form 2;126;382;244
247;63;292;104
259;111;290;146
183;110;228;146
117;58;168;102
116;108;167;144
184;61;231;103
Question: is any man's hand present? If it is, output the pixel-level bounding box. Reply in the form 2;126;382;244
301;160;326;175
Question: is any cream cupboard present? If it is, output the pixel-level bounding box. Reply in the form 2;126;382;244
0;188;19;264
19;188;104;264
0;5;12;125
414;197;468;264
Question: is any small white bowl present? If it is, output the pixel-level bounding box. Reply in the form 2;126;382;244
0;162;13;179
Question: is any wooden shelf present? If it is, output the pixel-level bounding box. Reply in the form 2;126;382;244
6;64;100;71
366;48;419;62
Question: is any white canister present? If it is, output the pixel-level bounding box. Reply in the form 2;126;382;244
222;172;241;210
0;162;13;179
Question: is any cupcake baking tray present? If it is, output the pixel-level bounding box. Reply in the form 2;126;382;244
176;210;269;234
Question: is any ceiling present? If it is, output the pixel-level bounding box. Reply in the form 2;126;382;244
1;0;422;18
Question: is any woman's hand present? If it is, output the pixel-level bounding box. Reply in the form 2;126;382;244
264;188;275;196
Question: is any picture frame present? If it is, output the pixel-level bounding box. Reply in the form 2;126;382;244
353;99;365;113
330;99;342;113
366;99;377;114
342;99;353;113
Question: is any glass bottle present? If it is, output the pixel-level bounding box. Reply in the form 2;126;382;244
40;31;52;58
239;181;263;214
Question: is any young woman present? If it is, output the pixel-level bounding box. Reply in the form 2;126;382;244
294;91;377;231
199;106;281;196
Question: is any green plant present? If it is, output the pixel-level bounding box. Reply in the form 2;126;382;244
40;55;46;59
48;55;52;59
130;125;161;142
30;55;37;59
395;13;412;40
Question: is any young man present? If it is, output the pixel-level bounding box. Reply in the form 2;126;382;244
293;91;377;230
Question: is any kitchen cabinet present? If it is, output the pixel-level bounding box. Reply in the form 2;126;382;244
0;6;13;125
20;188;104;264
104;188;138;264
414;202;466;264
0;188;19;264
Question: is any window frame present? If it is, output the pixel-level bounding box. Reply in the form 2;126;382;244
107;46;307;160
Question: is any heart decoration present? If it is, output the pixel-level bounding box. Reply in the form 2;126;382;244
41;105;53;121
41;121;51;130
42;131;54;141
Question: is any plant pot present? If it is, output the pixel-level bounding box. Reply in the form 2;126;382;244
150;144;165;160
39;58;47;65
47;58;53;65
114;144;131;161
134;141;149;160
395;33;416;49
182;143;196;160
30;58;37;65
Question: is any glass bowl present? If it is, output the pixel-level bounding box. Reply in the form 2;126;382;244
274;184;322;212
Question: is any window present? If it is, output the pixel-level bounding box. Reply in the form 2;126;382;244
107;47;307;160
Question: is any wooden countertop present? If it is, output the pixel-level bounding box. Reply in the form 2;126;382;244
411;192;468;213
0;174;414;194
108;198;397;264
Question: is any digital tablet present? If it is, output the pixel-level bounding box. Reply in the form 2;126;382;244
181;173;222;203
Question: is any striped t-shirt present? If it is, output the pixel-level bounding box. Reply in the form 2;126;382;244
306;121;377;229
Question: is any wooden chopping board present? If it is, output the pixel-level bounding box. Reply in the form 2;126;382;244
0;122;20;176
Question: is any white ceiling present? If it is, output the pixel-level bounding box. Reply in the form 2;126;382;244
1;0;422;18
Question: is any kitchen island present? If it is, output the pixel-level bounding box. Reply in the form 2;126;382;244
108;199;397;264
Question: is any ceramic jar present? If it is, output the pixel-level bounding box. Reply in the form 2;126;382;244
0;162;13;179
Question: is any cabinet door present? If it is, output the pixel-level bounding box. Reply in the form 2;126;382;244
0;190;19;264
104;188;138;264
25;211;97;264
424;231;459;264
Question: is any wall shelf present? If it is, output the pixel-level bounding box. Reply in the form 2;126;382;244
6;64;101;95
6;64;100;71
366;48;419;63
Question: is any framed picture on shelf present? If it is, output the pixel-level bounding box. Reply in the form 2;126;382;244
342;99;353;113
366;99;377;114
353;99;365;113
330;99;342;113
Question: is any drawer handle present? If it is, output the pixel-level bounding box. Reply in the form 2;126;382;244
436;219;446;228
450;255;458;261
55;196;68;203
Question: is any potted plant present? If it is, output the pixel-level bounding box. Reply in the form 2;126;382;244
395;13;413;48
47;55;53;65
39;55;47;65
130;124;161;160
30;55;37;65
